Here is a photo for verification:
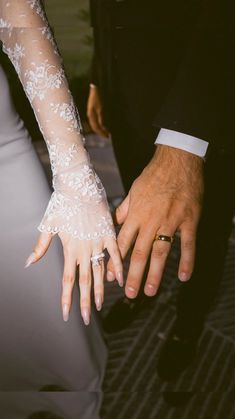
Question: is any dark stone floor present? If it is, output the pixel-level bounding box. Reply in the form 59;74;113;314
36;136;235;419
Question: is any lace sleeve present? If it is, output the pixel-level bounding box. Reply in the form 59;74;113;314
0;0;115;240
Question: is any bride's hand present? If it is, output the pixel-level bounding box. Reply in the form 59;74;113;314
25;230;123;325
25;152;123;325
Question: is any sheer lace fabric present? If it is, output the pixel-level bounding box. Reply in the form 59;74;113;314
0;0;115;240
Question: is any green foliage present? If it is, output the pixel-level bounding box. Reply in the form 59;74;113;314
46;0;93;79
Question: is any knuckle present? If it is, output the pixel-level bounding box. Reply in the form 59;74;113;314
112;248;121;262
117;238;127;250
61;298;70;307
182;237;194;251
95;285;103;294
180;257;194;271
80;274;90;286
132;248;146;262
80;298;90;307
152;246;168;259
63;274;74;285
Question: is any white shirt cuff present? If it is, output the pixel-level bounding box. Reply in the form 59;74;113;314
155;128;209;158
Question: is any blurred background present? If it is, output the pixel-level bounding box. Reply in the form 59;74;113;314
46;0;92;79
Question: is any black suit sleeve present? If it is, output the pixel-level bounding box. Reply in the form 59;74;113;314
153;0;235;152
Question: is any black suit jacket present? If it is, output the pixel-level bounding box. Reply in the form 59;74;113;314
90;0;235;152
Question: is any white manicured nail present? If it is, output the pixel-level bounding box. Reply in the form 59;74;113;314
25;252;36;268
96;294;102;311
62;304;69;322
82;307;90;325
117;272;124;287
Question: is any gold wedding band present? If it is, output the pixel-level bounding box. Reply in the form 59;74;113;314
155;234;174;244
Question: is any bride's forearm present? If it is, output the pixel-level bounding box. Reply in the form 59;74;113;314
0;1;116;240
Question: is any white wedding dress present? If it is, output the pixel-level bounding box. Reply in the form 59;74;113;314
0;1;111;418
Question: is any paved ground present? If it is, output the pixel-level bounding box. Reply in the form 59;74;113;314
36;136;235;419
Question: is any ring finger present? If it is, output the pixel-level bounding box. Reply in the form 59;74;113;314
91;247;105;311
144;230;175;296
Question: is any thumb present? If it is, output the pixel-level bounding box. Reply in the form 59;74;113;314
25;232;53;268
115;194;130;225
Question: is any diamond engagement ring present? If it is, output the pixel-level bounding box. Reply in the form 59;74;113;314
91;252;105;267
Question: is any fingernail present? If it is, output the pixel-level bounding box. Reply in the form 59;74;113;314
107;271;115;282
126;286;137;298
144;284;156;297
117;272;124;287
96;294;102;311
25;252;36;268
82;307;90;326
179;272;189;282
62;304;69;322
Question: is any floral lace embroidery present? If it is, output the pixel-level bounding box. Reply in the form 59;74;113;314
40;24;59;55
3;42;25;73
59;165;105;201
38;160;115;239
38;191;115;240
50;101;81;132
27;0;46;21
47;142;82;176
0;18;10;28
25;61;65;101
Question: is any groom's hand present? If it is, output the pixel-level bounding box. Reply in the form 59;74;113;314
107;145;204;298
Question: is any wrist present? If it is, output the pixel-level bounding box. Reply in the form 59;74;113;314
155;144;204;164
149;145;204;180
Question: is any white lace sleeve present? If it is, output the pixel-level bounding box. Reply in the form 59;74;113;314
0;0;115;240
